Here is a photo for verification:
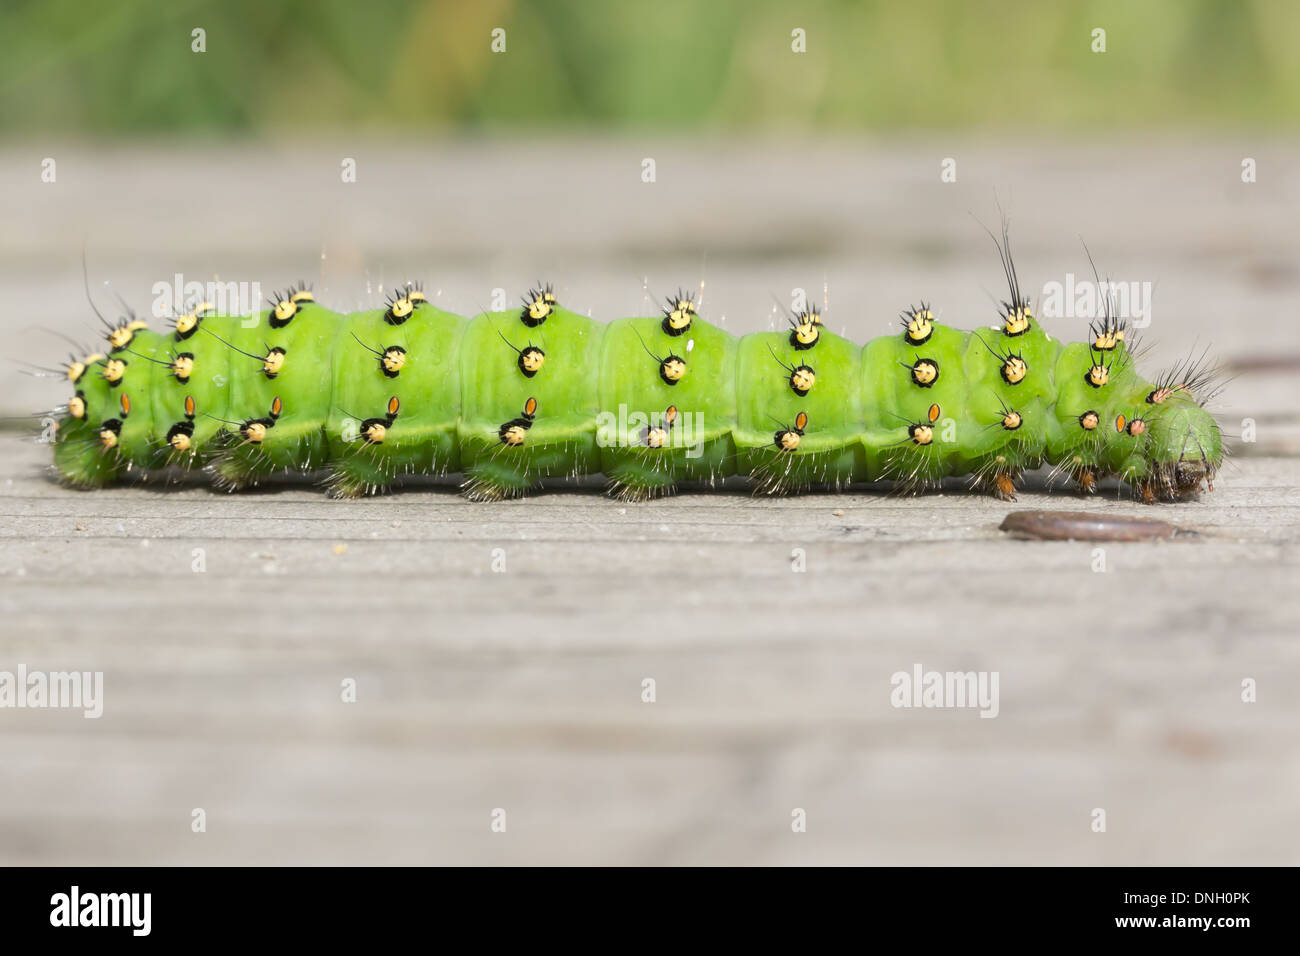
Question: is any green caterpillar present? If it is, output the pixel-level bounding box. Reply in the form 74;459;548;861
49;234;1223;504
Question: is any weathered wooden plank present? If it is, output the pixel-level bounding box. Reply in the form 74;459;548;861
1;430;1297;865
1;140;1297;866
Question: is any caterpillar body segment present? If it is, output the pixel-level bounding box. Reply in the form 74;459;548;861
737;327;865;495
209;297;345;489
49;272;1223;504
54;325;165;488
148;318;231;472
600;315;739;500
328;305;469;498
458;305;605;501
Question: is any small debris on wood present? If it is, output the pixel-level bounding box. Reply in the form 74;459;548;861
999;510;1186;542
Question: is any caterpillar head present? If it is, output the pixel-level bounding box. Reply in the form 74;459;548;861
1145;399;1222;499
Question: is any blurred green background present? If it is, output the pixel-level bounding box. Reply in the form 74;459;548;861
1;0;1296;134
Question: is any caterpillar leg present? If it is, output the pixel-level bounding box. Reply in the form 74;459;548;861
326;451;399;499
461;461;534;502
205;409;329;491
602;430;734;502
878;445;947;498
208;442;273;491
1136;478;1159;505
324;429;420;500
1046;454;1102;496
970;454;1021;501
751;448;852;496
745;437;862;497
989;470;1019;501
1073;465;1098;495
605;459;678;502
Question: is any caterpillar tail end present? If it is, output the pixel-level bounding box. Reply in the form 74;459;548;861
51;432;121;490
1142;402;1223;503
